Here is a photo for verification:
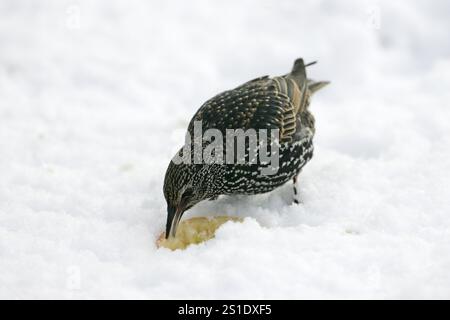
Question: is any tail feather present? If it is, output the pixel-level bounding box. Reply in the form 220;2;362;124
305;61;317;67
293;58;330;94
308;80;330;94
288;58;307;87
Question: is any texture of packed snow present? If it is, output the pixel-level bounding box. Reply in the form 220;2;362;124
1;0;450;299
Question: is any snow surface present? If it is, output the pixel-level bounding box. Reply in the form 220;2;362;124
1;0;450;299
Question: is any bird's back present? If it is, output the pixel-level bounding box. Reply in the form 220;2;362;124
185;58;326;195
188;58;313;142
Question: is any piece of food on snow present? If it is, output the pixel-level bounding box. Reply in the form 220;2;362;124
156;216;242;250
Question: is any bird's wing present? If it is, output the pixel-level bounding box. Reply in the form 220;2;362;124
234;75;270;88
188;77;308;143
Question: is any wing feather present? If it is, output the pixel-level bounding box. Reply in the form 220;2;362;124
188;76;309;143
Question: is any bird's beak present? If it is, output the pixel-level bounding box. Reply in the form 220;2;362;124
165;205;184;239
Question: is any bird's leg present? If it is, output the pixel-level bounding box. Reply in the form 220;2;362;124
293;175;301;204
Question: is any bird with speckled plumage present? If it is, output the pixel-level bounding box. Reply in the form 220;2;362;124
163;58;329;238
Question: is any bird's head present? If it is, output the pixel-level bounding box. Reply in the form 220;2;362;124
163;160;209;239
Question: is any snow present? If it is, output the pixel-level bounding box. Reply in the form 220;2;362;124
1;0;450;299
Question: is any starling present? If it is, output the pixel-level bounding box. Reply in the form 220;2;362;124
163;58;329;238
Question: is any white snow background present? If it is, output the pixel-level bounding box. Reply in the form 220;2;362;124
1;0;450;299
